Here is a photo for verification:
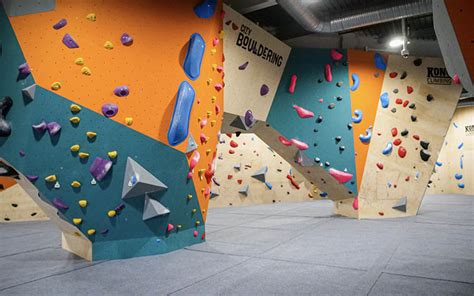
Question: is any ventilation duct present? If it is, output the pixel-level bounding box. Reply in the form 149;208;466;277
277;0;433;33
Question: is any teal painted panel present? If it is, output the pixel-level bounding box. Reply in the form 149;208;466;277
267;48;358;195
2;0;55;17
0;7;205;259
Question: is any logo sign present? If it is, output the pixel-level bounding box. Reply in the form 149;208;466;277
427;67;452;85
466;124;474;136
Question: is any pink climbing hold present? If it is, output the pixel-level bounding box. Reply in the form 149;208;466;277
212;38;219;46
330;49;343;61
200;133;207;144
278;136;292;146
292;105;314;118
352;197;358;210
200;118;207;128
329;168;353;184
452;74;461;84
289;74;297;93
291;138;309;150
215;104;221;115
167;224;174;232
193;230;198;237
188;151;200;179
214;83;223;91
325;64;332;82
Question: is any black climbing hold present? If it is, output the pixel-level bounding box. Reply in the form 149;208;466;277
339;146;345;151
313;128;318;132
393;89;399;94
313;143;318;147
335;136;342;142
347;123;353;130
324;161;330;167
336;96;343;101
336;81;343;87
414;58;422;66
420;149;431;161
426;94;434;102
391;108;397;113
409;103;416;109
420;140;430;150
316;115;323;123
314;157;321;163
342;61;348;67
350;181;355;185
328;103;336;109
400;71;407;79
411;115;417;122
0;96;13;137
235;131;242;137
401;129;409;137
318;78;323;83
374;73;380;78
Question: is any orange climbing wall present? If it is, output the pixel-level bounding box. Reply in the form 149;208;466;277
9;0;224;220
347;49;386;191
445;0;474;83
0;177;16;191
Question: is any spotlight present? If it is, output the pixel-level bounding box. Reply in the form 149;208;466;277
388;37;404;48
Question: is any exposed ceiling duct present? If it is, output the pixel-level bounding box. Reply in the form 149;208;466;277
276;0;433;33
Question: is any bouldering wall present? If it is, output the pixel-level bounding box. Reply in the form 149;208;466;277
427;106;474;195
0;0;223;260
0;182;48;222
210;133;314;208
358;55;463;218
223;4;291;121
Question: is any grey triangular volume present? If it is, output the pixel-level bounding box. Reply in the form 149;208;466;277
233;163;241;170
251;166;268;183
122;157;168;199
238;184;249;196
186;135;198;153
294;150;313;167
22;84;36;100
142;195;170;220
210;189;219;199
230;115;250;131
392;196;407;212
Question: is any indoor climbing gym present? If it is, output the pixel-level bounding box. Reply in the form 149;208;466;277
0;0;473;295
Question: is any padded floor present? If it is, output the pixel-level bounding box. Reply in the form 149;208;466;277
0;194;473;295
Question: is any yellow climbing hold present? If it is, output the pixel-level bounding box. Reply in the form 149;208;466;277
195;221;201;226
211;64;217;71
192;208;197;214
81;66;92;76
70;104;82;112
210;120;216;127
86;13;96;21
51;82;62;91
107;210;116;218
198;169;205;180
124;117;133;126
210;48;217;55
211;96;216;103
219;30;225;39
177;224;182;229
78;200;88;208
206;111;212;118
205;148;211;155
104;41;114;50
73;218;82;225
74;57;84;66
86;131;96;139
207;78;213;85
187;194;193;200
87;229;96;236
71;181;81;188
70;144;80;152
202;209;206;213
108;151;118;159
70;116;81;124
78;152;90;159
45;175;57;182
197;117;202;122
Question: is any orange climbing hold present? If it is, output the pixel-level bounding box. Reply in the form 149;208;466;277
287;174;300;189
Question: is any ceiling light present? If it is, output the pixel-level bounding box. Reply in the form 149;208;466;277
388;37;404;48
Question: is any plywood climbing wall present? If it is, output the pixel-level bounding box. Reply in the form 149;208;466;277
358;55;463;218
210;133;314;208
0;183;48;222
427;106;474;195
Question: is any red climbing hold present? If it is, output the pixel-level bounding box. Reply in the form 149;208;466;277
398;146;407;158
405;176;410;182
167;224;174;232
376;163;384;170
389;72;398;78
378;212;385;216
229;149;235;154
226;133;232;138
407;86;413;94
230;140;238;148
227;175;233;180
393;138;402;146
403;100;409;107
395;98;403;104
237;179;243;184
391;128;398;137
287;174;300;189
352;197;358;210
278;136;292;146
413;135;420;140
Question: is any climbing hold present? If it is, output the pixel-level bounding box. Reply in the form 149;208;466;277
380;92;389;108
78;200;87;208
325;64;332;82
167;224;174;232
403;100;409;108
89;157;112;181
186;135;198;153
52;197;68;210
407;86;414;94
457;183;465;189
32;121;47;133
251;166;268;183
78;152;89;159
114;86;129;97
435;161;443;167
53;18;67;30
86;13;96;21
71;181;81;188
409;103;416;109
46;122;61;136
22;84;36;100
336;81;343;87
183;33;205;80
420;149;431;162
124;117;133;126
420;140;430;150
278;136;292;146
319;192;328;198
212;38;219;47
389;72;398;78
392;197;407;212
391;108;397;113
45;175;57;182
347;123;353;130
51;82;62;91
239;184;249;196
107;210;116;218
101;103;118;118
108;151;118;159
291;138;309;150
359;128;372;143
18;63;31;76
194;0;217;18
72;218;82;225
167;81;195;146
70;104;82;112
376;163;384;170
352;197;358;210
70;116;80;124
335;136;342;142
330;49;343;61
120;33;133;46
329;168;352;184
328;103;336;109
293;105;314;118
142;195;170;221
401;129;409;137
339;146;345;151
74;58;84;66
395;98;403;105
411;115;417;122
351;109;362;123
393;138;401;146
62;33;79;48
287;174;300;189
81;66;91;76
391;128;398;137
400;71;407;80
122;157;168;199
314;157;321;163
86;131;96;139
230;140;238;148
350;73;360;91
452;74;460;84
426;94;434;102
289;74;297;93
382;142;393;155
316;115;323;123
260;84;269;96
454;173;463;180
413;58;422;66
238;61;249;70
87;229;96;236
458;142;464;150
54;181;61;189
374;53;387;70
104;41;114;49
398;146;407;158
199;133;208;144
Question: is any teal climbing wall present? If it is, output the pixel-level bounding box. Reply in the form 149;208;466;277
267;48;358;195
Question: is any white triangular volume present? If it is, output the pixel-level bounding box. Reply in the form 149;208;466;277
392;196;407;212
22;84;36;100
238;184;249;196
233;163;241;170
142;195;170;220
122;157;168;199
251;166;268;183
186;135;198;153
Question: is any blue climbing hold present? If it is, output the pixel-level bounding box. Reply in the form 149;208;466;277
183;33;205;80
460;155;464;169
453;122;458;128
265;181;273;190
350;73;360;91
454;173;463;180
458;142;464;150
435;161;443;167
319;192;328;198
193;0;217;19
382;142;393;155
168;81;195;146
374;53;387;70
380;92;389;108
352;109;362;123
359;128;372;143
458;183;465;189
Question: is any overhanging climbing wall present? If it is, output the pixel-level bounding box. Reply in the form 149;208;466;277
1;0;223;260
357;55;462;218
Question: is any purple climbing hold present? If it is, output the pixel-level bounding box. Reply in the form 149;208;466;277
238;61;249;70
26;175;39;182
260;84;269;96
114;203;126;212
18;63;31;75
89;157;113;181
52;197;69;210
114;86;129;97
47;122;61;136
62;33;79;48
244;110;255;128
120;33;133;46
53;19;67;30
32;121;48;133
101;103;119;118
